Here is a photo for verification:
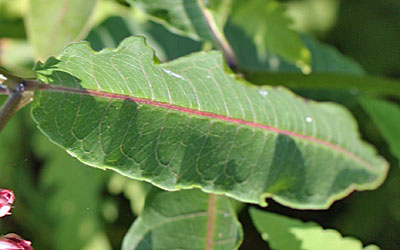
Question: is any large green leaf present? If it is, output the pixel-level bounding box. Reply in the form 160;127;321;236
360;98;400;165
26;0;98;60
122;189;242;250
31;37;387;209
230;0;310;73
249;208;380;250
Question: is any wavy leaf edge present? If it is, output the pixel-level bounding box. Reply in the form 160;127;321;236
31;36;388;209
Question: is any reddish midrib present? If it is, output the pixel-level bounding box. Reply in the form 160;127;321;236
33;83;373;169
205;194;216;250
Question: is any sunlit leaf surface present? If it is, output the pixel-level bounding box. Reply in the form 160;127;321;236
249;208;380;250
31;37;387;209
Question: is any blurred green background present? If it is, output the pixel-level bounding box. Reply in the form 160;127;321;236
0;0;399;249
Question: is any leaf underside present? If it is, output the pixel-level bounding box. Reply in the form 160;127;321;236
31;36;387;209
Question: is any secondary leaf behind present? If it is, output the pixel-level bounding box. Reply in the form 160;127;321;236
360;98;400;166
26;0;98;60
128;0;213;41
122;189;242;250
249;208;380;250
230;0;311;72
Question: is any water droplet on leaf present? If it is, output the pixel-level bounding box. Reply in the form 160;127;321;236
259;90;268;96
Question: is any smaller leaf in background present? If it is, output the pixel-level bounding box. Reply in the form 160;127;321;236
25;0;98;61
300;35;364;75
206;0;232;30
91;0;132;26
226;23;363;75
0;0;27;39
0;39;35;78
122;189;242;250
249;208;380;250
86;15;201;62
230;0;311;73
128;0;213;41
245;73;400;101
283;0;339;35
108;174;151;215
360;98;400;166
126;0;237;67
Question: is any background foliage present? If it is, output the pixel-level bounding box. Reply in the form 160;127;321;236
0;0;399;249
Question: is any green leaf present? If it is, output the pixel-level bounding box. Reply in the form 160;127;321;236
226;24;363;75
26;0;98;60
126;0;234;65
85;16;201;62
360;98;400;165
245;73;400;99
128;0;214;41
283;0;339;34
108;174;151;216
127;0;309;70
249;208;380;250
31;37;387;209
230;0;311;73
300;35;364;75
0;0;26;38
122;189;242;250
0;39;35;77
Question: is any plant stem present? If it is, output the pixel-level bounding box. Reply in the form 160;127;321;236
197;0;238;71
0;74;35;133
0;85;25;132
0;85;9;95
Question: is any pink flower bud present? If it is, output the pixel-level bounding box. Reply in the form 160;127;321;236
0;233;33;250
0;189;14;218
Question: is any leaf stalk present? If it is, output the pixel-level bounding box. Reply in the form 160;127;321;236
0;77;34;133
197;0;238;71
